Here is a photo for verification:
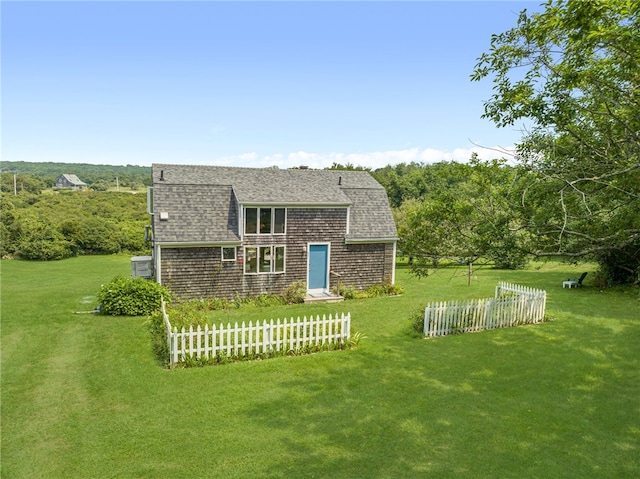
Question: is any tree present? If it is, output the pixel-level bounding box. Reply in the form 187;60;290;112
472;0;640;284
397;157;530;279
0;173;46;195
0;189;150;259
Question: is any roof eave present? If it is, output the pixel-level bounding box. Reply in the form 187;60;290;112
155;240;242;248
344;237;398;244
240;202;351;208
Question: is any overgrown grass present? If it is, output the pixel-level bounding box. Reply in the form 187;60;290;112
1;256;639;478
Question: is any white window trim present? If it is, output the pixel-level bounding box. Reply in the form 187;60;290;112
243;245;286;275
243;207;287;236
221;246;236;262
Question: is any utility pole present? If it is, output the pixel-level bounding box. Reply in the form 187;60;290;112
13;173;17;195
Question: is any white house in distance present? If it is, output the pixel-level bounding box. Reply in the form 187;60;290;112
55;174;87;190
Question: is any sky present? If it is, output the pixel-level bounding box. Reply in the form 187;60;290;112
1;1;544;170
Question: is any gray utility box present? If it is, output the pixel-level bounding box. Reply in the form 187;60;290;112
131;256;153;279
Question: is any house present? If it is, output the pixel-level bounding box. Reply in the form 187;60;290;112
55;174;87;190
149;164;398;300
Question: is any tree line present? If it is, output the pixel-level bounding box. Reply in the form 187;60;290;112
2;150;637;285
1;161;151;193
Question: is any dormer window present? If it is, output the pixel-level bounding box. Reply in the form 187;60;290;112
244;207;286;235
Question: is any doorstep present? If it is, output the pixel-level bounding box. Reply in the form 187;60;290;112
304;291;344;303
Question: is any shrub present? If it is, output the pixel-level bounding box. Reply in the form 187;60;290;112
148;311;169;365
253;293;285;307
333;281;404;300
592;269;609;289
332;283;363;299
17;221;75;260
282;281;307;304
163;301;210;329
409;308;425;336
365;281;405;297
98;276;171;316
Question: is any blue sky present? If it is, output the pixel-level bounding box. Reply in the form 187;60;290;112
2;1;543;169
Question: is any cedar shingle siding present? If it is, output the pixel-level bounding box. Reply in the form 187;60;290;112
151;164;397;300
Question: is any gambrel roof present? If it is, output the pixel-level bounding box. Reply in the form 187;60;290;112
151;164;397;244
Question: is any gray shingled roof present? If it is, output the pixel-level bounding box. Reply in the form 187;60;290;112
153;184;240;244
60;174;87;186
152;164;397;243
343;188;398;241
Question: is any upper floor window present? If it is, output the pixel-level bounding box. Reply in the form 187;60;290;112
245;207;286;235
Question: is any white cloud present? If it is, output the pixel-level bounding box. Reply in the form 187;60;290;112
213;145;515;170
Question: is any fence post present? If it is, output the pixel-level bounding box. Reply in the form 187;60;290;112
162;300;173;365
264;320;271;352
484;299;493;330
423;305;429;337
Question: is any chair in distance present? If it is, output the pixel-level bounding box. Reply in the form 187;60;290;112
563;272;588;289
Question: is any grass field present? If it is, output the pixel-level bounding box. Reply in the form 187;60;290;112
1;256;639;478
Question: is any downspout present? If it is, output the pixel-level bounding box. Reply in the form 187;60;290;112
155;246;162;285
391;241;397;285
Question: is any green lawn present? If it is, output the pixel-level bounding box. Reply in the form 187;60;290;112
2;256;639;478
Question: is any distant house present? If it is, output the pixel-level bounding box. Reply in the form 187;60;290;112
55;174;87;190
148;164;398;301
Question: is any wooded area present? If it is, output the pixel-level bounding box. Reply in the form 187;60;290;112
1;188;149;259
471;0;640;285
2;150;637;286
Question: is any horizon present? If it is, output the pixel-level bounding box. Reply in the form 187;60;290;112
2;1;543;169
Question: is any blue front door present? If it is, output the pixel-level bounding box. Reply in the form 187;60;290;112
308;244;329;290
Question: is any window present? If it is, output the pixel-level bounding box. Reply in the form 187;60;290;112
222;247;236;262
260;208;272;234
245;208;258;234
244;246;285;274
274;245;285;272
259;246;271;272
245;247;258;273
274;208;285;234
244;207;286;235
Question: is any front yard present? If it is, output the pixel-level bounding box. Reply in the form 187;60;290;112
1;256;639;478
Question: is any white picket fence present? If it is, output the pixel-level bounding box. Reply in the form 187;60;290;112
162;301;351;366
423;282;546;338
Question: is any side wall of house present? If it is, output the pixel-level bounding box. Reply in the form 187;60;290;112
333;242;395;290
56;177;70;188
159;207;395;300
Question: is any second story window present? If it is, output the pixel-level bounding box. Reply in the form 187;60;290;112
245;207;286;235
